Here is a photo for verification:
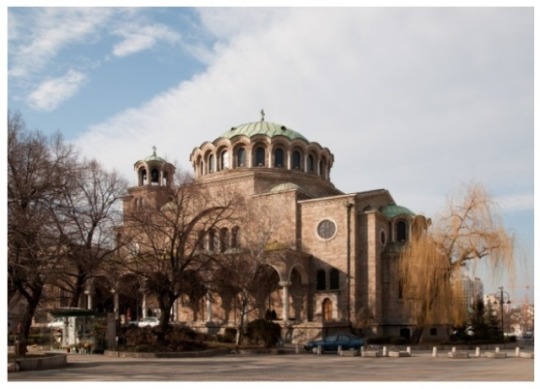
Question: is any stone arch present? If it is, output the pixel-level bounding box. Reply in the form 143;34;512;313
252;143;267;167
290;149;303;171
395;219;408;242
118;274;143;322
92;276;115;314
271;143;287;168
289;267;305;321
217;146;230;171
233;144;248;168
322;298;333;321
252;264;281;319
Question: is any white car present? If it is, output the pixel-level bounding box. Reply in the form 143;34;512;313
137;317;159;328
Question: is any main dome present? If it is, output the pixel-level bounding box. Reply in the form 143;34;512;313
190;114;334;183
219;120;308;142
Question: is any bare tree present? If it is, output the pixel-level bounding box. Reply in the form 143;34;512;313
118;170;243;343
52;159;128;307
211;202;283;346
398;183;514;343
7;112;77;354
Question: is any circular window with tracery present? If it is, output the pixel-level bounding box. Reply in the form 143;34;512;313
317;219;337;240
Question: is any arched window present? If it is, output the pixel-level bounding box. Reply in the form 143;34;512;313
319;157;327;178
330;268;339;290
208;155;214;173
219;228;229;252
307;154;315;173
316;270;326;291
151;168;159;183
208;229;216;251
255;146;265;166
237;148;246;167
396;220;408;242
274;148;284;168
231;226;240;248
197;230;205;250
219;150;229;170
292;150;302;170
139;168;147;185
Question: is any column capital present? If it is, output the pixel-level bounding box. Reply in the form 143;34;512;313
279;281;291;288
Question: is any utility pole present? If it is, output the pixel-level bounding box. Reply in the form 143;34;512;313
498;286;511;342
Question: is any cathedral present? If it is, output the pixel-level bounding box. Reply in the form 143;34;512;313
119;113;439;343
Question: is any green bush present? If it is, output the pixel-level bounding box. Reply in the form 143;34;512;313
245;319;281;348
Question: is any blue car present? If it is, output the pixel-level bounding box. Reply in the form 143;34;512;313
304;333;365;353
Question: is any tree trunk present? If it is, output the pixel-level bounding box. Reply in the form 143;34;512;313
411;327;424;344
236;298;248;346
17;290;42;356
156;293;175;344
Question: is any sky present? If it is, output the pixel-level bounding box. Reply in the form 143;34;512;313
5;2;536;305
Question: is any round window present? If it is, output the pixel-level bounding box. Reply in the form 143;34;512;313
317;219;336;239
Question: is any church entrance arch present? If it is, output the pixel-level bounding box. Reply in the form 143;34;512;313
92;276;114;314
252;264;280;320
322;298;333;321
118;274;142;322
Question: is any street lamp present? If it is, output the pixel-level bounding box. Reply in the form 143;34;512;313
497;286;511;342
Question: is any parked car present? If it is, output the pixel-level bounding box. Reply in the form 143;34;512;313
137;317;159;328
47;318;64;329
304;333;365;353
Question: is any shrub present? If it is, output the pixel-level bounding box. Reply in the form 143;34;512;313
217;328;237;343
245;319;281;348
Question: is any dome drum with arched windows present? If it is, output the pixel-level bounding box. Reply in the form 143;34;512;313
189;116;335;182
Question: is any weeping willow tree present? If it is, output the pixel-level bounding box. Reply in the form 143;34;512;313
399;184;514;343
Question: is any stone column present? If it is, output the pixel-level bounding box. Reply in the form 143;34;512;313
173;300;179;322
206;292;213;323
113;291;119;320
280;281;291;322
142;293;147;319
85;290;92;310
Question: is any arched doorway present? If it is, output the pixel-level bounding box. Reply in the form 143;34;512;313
118;274;142;322
252;265;280;319
322;298;333;321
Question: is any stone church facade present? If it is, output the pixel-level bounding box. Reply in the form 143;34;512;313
119;115;436;343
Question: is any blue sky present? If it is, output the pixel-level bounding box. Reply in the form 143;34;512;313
5;3;535;304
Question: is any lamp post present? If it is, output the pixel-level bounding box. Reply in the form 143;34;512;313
497;286;511;343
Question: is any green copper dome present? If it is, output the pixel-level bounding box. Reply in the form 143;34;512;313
381;204;415;219
219;120;308;142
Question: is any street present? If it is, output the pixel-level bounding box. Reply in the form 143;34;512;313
8;349;534;382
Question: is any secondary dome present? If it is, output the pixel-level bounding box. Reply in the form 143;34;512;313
219;120;308;142
381;204;415;219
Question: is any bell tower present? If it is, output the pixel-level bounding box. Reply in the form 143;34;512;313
134;146;175;187
123;147;176;217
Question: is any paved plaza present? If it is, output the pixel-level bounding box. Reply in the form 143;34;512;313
8;348;535;382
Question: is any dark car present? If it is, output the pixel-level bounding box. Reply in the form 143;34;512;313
304;333;365;353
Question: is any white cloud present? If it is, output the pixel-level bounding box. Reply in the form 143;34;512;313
8;8;113;78
112;23;181;57
27;70;88;112
74;8;533;218
494;194;535;213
